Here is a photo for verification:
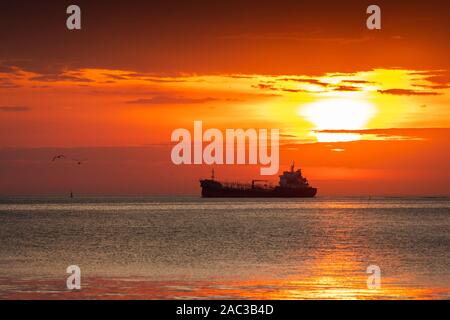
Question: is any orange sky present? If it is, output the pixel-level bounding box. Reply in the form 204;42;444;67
0;0;449;196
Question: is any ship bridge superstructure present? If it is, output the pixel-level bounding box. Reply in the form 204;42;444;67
278;162;310;188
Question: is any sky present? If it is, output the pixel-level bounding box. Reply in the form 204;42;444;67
0;0;449;196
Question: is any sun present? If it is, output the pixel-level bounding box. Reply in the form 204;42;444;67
299;98;376;142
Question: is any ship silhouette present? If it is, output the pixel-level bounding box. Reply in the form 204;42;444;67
200;162;317;198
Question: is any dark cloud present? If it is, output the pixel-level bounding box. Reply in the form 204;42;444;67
253;78;365;93
126;96;218;105
252;83;275;90
30;73;93;83
0;63;15;73
314;128;442;141
0;59;71;76
227;75;257;79
424;74;450;86
377;89;440;96
252;82;311;93
410;70;450;86
102;72;196;83
0;60;93;83
31;85;51;89
339;79;375;85
278;78;330;87
102;73;129;80
315;128;444;136
143;78;190;83
0;106;31;112
89;89;166;96
333;85;362;92
280;88;308;93
414;84;450;90
0;82;21;88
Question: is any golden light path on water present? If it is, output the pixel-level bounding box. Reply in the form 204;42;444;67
0;273;440;300
0;198;449;300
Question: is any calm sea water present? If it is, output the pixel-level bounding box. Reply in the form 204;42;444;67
0;196;449;299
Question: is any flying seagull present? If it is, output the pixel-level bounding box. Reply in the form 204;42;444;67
52;154;66;161
72;158;88;165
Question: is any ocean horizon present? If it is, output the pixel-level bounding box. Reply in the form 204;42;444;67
0;196;449;299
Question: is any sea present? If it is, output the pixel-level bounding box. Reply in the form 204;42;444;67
0;196;449;299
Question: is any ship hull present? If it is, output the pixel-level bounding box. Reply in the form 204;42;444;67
201;186;317;198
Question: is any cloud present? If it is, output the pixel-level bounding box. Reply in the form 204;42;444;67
143;77;190;83
333;85;362;92
102;73;129;81
228;74;257;79
280;88;308;93
0;64;15;73
252;83;275;90
313;128;444;141
278;78;330;87
252;82;313;94
253;77;366;93
0;106;31;112
339;79;375;85
377;89;440;96
0;82;21;88
89;89;166;96
252;79;324;93
126;95;218;105
30;73;93;83
101;72;190;83
410;70;450;85
0;62;94;83
414;84;450;90
425;75;450;85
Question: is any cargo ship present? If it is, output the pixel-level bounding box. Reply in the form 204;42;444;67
199;162;317;198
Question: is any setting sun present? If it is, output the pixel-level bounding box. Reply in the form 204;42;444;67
299;98;377;142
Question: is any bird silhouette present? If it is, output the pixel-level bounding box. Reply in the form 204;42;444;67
72;158;87;165
52;154;66;161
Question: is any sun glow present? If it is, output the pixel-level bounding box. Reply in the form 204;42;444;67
299;98;376;142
